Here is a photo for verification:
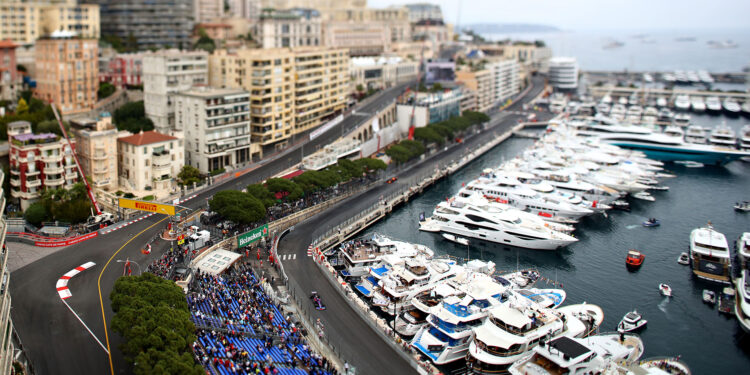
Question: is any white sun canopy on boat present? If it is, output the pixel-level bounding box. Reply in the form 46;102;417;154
490;305;533;329
474;324;519;350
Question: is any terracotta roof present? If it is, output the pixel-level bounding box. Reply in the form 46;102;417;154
118;131;177;146
0;39;18;49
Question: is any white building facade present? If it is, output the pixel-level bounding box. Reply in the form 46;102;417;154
489;59;521;103
548;57;579;90
117;131;184;199
175;87;261;174
143;50;209;134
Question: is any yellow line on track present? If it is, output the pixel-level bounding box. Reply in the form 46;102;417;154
97;212;182;375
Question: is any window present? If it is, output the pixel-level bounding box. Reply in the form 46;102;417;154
143;147;147;154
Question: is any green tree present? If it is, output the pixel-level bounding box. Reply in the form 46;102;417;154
245;184;276;209
431;82;444;93
385;144;411;163
414;126;445;145
177;165;202;186
193;28;216;53
98;82;116;100
265;178;304;201
24;202;49;226
16;98;29;114
113;101;154;134
36;119;70;136
110;273;203;375
353;158;387;174
209;190;265;224
355;84;365;92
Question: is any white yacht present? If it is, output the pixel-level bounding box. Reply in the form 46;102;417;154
600;94;612;104
735;269;750;333
689;223;731;284
463;179;594;222
521;169;621;205
737;232;750;271
658;107;674;122
673;113;690;126
427;198;578;250
706;96;722;113
450;192;576;233
723;99;742;116
684;125;708;144
708;124;737;148
643;106;659;118
338;234;434;278
739;125;750;160
618;97;628;106
656;97;668;108
674;95;691;111
411;274;509;364
549;94;567;114
466;302;587;373
507;333;644;375
596;103;611;115
626;105;643;119
699;70;714;84
395;281;457;337
609;104;626;121
372;257;462;315
691;96;706;112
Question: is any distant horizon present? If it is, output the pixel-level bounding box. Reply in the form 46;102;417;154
368;0;750;31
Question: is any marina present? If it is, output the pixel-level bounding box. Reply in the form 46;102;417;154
355;111;750;374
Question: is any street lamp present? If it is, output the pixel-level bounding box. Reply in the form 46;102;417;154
117;259;142;276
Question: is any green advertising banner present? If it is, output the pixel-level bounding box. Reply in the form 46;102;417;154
238;224;269;248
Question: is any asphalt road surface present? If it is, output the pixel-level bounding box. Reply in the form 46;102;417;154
9;76;545;375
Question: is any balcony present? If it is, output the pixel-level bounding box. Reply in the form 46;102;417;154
41;153;63;163
66;173;78;180
9;169;19;176
45;165;64;174
9;178;20;187
26;168;40;176
26;179;41;188
94;179;112;187
93;165;109;174
92;152;107;160
46;177;64;186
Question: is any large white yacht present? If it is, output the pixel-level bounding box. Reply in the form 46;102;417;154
372;257;462;315
507;333;644;375
465;302;587;373
338;234;434;278
689;223;731;284
690;96;706;112
723;99;742;116
674;95;691;111
706;96;722;113
411;274;509;364
739;125;750;161
427;198;578;250
684;125;708;144
734;269;750;333
708;124;737;148
737;232;750;271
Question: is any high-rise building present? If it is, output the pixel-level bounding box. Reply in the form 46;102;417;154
0;40;21;101
321;7;411;56
256;8;322;49
143;49;208;134
117;131;183;198
456;68;494;112
228;0;260;20
70;113;119;191
8;121;79;210
350;56;418;91
194;0;223;23
548;57;579;90
100;52;145;89
86;0;193;50
34;32;98;115
488;59;521;103
0;162;11;375
209;47;349;148
0;1;100;44
175;87;261;174
403;3;443;23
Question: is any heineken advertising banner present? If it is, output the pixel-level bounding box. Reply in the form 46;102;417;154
238;224;269;248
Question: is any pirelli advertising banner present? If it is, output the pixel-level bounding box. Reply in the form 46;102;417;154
238;224;269;248
118;198;176;216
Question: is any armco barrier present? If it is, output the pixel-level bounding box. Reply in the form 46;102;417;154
33;232;99;247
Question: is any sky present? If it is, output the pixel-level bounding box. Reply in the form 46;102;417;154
368;0;750;31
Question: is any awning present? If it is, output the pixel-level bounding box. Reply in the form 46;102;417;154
355;284;373;297
281;169;304;179
489;305;532;328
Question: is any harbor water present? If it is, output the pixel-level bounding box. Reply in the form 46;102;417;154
361;113;750;374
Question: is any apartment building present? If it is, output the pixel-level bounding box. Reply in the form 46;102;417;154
350;56;418;91
489;59;521;103
255;8;322;49
293;48;349;134
0;0;100;44
455;67;494;112
0;164;11;375
228;0;260;20
548;57;579;91
70;113;118;191
143;49;208;134
8;121;79;210
0;40;20;101
396;89;462;130
403;3;443;23
323;7;412;46
175;87;261;174
117;131;184;199
34;32;98;115
260;0;365;11
322;22;389;56
194;0;223;23
87;0;193;50
209;47;349;147
100;52;144;89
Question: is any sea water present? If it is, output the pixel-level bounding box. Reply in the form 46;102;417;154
362;112;750;373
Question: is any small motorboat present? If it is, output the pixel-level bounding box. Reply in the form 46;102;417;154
617;310;647;332
632;191;655;201
684;161;704;168
677;252;690;265
659;283;673;297
625;250;645;269
718;287;736;314
734;201;750;212
442;233;469;246
702;290;717;304
642;218;660;227
611;200;630;211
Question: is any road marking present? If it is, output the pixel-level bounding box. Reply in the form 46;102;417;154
97;211;182;375
292;253;296;260
61;299;109;354
56;262;96;299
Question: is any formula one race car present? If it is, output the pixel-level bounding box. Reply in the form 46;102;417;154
310;291;326;311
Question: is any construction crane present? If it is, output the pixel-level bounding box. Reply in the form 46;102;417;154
50;105;114;228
